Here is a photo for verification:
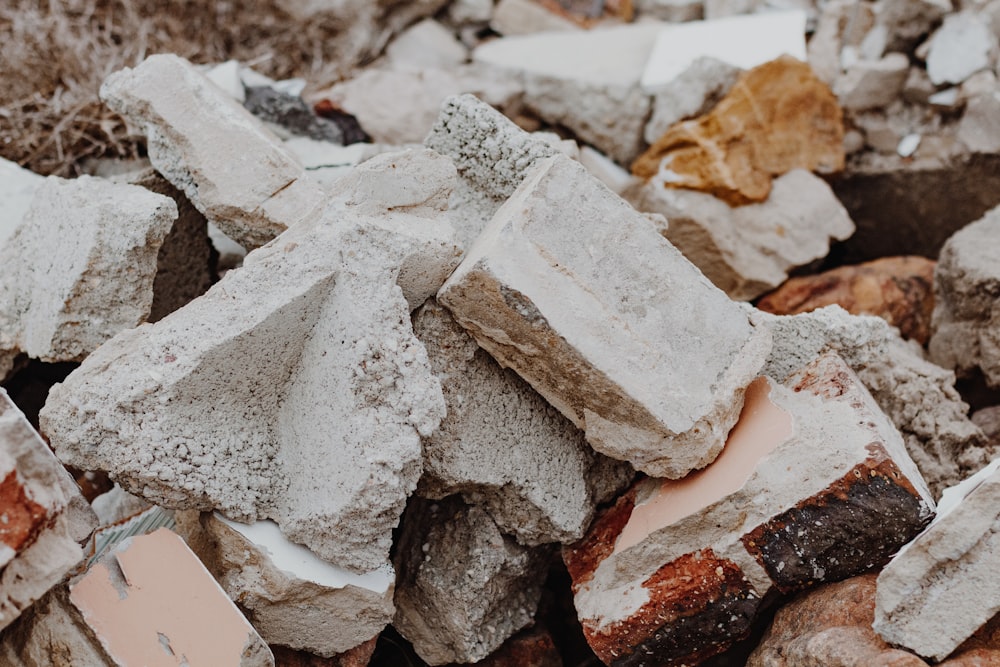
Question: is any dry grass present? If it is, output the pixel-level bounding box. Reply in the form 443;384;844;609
0;0;363;176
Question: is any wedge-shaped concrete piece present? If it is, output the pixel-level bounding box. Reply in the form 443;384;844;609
413;299;633;545
41;149;461;573
564;353;933;666
393;496;552;665
100;54;326;250
875;458;1000;661
185;513;395;657
0;389;97;631
438;153;771;478
0;175;176;381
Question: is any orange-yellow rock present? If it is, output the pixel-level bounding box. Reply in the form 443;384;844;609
632;56;845;206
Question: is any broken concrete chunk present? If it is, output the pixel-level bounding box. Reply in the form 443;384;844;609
925;11;998;86
958;91;1000;154
385;19;468;71
930;204;1000;387
876;0;951;52
0;158;44;250
41;150;462;573
393;497;552;665
183;512;394;658
835;52;910;111
413;299;633;545
0;175;176;380
68;528;273;666
875;458;1000;661
625;169;855;301
633;56;844;205
100;54;325;250
564;352;933;666
644;56;741;145
0;389;97;632
439;152;771;478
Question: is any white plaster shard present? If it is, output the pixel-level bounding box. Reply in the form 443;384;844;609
40;149;462;573
0;175;177;380
100;54;326;250
413;299;633;545
875;458;1000;661
438;152;772;478
625;169;855;301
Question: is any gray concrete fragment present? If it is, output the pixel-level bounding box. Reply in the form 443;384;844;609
876;0;951;52
625;169;855;301
875;458;1000;661
0;175;176;380
0;158;44;251
413;299;633;545
644;57;741;144
393;496;551;665
40;149;462;573
835;52;910;111
100;54;326;250
438;152;772;479
0;389;97;632
958;91;1000;154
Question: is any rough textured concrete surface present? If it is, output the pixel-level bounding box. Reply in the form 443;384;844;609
875;458;1000;661
0;157;44;250
413;299;633;545
393;496;552;665
100;54;326;250
438;152;771;479
0;389;97;632
930;205;1000;387
563;352;934;667
182;512;394;657
41;149;462;573
626;169;855;301
761;306;991;498
0;175;176;381
633;56;844;205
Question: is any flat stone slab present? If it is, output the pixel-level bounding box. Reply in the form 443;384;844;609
41;149;462;573
563;352;933;666
438;152;771;478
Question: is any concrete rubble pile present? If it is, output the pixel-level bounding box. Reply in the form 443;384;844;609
4;1;1000;665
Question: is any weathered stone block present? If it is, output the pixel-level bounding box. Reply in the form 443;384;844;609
438;152;771;478
564;352;933;666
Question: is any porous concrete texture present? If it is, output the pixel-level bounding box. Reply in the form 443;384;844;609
472;23;662;164
0;389;97;632
438;152;772;479
183;512;395;657
930;205;1000;388
0;157;44;250
643;56;741;145
0;175;176;381
875;459;1000;661
41;149;463;573
760;306;991;498
564;352;934;666
393;496;552;665
100;54;326;250
625;169;855;301
413;299;633;546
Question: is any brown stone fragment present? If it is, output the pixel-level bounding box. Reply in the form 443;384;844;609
0;469;48;553
757;256;936;344
471;626;563;667
272;638;377;667
632;56;844;205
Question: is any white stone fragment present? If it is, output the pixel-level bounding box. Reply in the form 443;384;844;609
958;92;1000;154
834;52;910;111
0;176;176;379
625;169;855;301
897;133;921;158
41;149;462;573
0;158;44;250
490;0;581;35
875;459;1000;660
100;54;326;250
644;56;741;143
203;60;246;102
386;19;468;71
639;10;807;92
925;11;997;85
438;153;772;478
449;0;494;24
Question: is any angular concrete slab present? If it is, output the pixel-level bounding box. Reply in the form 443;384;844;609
0;175;176;381
393;496;552;665
0;389;97;632
413;299;633;545
41;150;462;573
438;152;771;478
100;54;326;250
564;352;933;666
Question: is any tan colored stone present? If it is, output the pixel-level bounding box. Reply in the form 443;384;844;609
632;56;844;206
758;256;936;345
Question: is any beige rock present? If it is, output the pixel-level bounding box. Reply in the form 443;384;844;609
958;91;1000;154
0;158;44;250
632;56;845;206
835;52;910;111
438;152;771;478
385;19;468;71
491;0;582;34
